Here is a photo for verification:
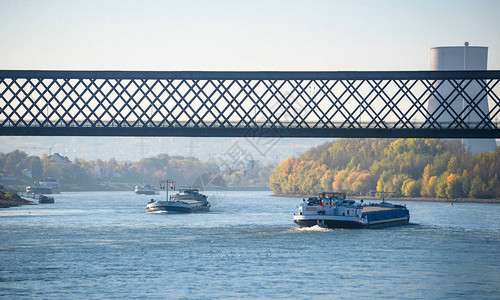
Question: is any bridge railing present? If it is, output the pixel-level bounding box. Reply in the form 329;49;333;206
1;70;499;137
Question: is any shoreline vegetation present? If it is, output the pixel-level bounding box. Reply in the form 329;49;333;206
0;191;35;208
0;150;273;195
269;138;500;200
1;184;272;193
272;193;500;204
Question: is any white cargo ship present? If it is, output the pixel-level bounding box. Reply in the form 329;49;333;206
293;192;410;229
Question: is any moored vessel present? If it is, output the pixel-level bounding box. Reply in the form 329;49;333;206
146;187;210;214
293;192;409;229
26;178;60;195
26;184;52;195
38;178;61;194
38;195;55;204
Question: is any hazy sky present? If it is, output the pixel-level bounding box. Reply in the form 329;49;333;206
1;0;500;71
1;0;499;162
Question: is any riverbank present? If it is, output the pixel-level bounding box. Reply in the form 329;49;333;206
0;191;36;208
351;195;500;204
273;193;500;204
3;183;271;193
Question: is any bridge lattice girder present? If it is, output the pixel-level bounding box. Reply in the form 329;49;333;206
1;70;500;138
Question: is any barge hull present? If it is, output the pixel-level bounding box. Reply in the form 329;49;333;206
136;191;157;195
294;219;365;229
146;201;210;214
294;216;409;229
147;206;210;214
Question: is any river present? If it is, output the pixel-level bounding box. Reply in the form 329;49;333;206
0;191;499;299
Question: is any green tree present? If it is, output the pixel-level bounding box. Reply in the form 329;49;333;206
402;179;421;197
42;158;63;179
435;172;449;198
470;175;487;198
320;169;335;192
447;156;459;174
2;150;28;175
445;173;462;198
351;172;373;194
27;156;43;180
425;176;438;197
332;169;350;191
460;169;471;197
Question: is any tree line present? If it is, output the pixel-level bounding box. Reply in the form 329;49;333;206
0;150;272;190
269;138;500;199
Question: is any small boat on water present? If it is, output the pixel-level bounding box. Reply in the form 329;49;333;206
26;178;60;195
146;187;210;214
38;178;61;194
135;181;158;195
293;192;410;229
26;184;53;195
38;195;54;204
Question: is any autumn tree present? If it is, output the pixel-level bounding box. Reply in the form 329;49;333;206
268;138;499;199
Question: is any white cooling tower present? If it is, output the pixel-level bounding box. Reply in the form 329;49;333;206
428;42;496;153
431;44;488;71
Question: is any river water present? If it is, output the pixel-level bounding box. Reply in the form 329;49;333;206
0;191;499;299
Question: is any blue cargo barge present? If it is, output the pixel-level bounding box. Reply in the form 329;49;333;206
293;192;410;229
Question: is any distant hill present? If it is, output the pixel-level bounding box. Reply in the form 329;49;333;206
269;138;500;199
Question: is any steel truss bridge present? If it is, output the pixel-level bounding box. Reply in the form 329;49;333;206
1;70;500;138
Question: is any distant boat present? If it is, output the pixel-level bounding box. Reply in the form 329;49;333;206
135;181;158;195
146;187;210;214
293;192;410;229
38;178;61;194
26;185;52;195
38;195;54;204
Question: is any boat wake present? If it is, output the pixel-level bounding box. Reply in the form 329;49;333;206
294;225;334;232
146;211;168;214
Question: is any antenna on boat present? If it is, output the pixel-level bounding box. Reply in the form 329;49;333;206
374;191;395;203
160;179;175;201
